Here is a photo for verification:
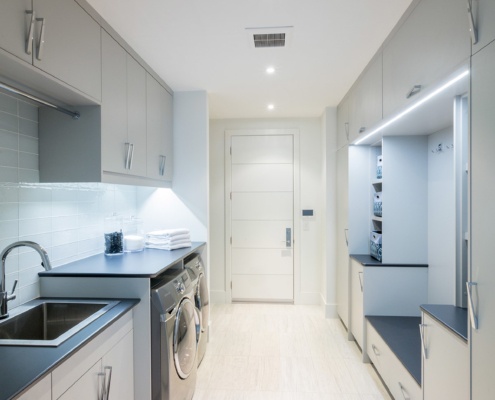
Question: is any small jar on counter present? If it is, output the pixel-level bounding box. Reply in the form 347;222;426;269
104;215;124;256
123;217;145;252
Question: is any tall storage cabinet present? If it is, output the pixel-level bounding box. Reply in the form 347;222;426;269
470;38;495;400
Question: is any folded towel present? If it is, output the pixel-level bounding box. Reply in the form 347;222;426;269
146;228;189;238
145;238;191;247
145;241;192;251
145;233;190;245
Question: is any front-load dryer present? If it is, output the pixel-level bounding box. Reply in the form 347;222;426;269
185;254;209;366
150;268;200;400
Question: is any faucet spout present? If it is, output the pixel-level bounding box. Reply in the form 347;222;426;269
0;241;52;319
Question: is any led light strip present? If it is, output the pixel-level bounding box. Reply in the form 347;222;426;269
354;69;470;145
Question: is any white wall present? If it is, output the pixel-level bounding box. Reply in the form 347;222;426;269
323;107;338;317
427;127;455;303
136;91;209;242
209;118;324;304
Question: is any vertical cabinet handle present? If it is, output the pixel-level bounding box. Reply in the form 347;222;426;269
104;366;112;400
97;372;105;400
467;0;478;44
128;144;135;170
159;155;166;176
398;382;411;400
344;122;349;140
358;271;364;292
371;344;380;356
466;281;479;330
344;229;349;247
25;10;36;55
419;323;427;359
285;228;292;248
35;18;45;61
124;142;131;169
359;127;366;134
406;85;422;99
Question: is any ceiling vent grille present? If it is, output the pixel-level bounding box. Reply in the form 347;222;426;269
246;26;293;49
253;33;286;48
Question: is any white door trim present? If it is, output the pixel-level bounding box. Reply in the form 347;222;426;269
224;129;301;303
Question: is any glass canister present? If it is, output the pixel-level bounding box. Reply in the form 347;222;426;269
104;214;124;256
123;217;145;252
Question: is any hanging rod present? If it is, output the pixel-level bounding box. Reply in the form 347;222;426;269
0;81;80;120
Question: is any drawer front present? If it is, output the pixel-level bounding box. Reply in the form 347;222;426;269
367;321;421;400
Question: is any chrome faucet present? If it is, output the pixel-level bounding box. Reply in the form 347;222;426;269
0;241;52;319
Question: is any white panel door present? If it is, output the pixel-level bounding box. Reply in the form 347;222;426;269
230;134;294;302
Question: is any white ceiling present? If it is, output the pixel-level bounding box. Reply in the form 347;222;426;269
86;0;413;119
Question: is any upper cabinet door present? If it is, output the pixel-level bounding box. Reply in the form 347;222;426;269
349;54;382;142
0;0;34;63
146;74;173;182
382;0;470;118
472;0;495;55
33;0;101;101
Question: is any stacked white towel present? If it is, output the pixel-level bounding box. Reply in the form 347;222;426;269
145;228;192;250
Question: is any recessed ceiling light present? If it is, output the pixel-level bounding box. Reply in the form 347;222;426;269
267;104;275;110
266;66;275;74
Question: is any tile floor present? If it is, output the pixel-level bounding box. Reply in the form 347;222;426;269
193;303;392;400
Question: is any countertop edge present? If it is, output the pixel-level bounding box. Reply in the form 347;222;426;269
420;304;468;342
350;254;428;268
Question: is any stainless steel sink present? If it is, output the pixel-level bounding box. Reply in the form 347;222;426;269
0;299;119;347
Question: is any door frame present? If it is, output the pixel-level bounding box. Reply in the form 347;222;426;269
224;129;301;303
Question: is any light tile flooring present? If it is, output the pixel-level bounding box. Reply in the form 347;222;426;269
193;303;392;400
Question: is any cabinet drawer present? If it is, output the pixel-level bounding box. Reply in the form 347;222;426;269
367;321;421;400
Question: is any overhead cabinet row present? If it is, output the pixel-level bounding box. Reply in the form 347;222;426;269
0;0;173;187
337;0;471;148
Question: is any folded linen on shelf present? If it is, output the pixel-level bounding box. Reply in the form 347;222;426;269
145;233;190;245
146;228;190;238
145;242;192;251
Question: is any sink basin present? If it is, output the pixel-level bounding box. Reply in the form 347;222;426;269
0;299;119;347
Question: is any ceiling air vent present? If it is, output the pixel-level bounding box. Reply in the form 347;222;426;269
253;33;286;48
246;26;293;49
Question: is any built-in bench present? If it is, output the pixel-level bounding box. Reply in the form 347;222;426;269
366;316;422;399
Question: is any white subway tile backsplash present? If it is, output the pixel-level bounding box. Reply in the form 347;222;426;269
0;93;138;311
18;102;38;122
19;135;38;154
0;111;18;133
0;129;19;150
18;118;37;138
0;148;18;168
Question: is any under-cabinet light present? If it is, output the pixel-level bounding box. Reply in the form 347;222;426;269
267;103;275;110
354;69;470;145
266;66;276;74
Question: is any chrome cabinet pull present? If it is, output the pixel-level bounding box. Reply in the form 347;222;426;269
466;281;479;330
344;122;349;140
35;18;45;61
285;228;292;248
371;344;380;356
419;323;427;359
128;144;135;170
159;155;166;176
406;85;422;99
97;372;105;400
344;229;349;247
468;0;478;44
104;366;112;400
25;10;36;55
398;382;411;400
358;271;364;292
124;142;131;169
359;127;366;134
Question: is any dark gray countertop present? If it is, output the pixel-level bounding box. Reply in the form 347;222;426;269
366;316;422;386
0;298;139;400
351;254;428;268
420;304;468;341
39;242;206;278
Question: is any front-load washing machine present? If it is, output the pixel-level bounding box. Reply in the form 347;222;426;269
150;268;200;400
185;254;209;366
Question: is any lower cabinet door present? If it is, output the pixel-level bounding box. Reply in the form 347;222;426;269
17;374;51;400
57;360;102;400
101;329;134;400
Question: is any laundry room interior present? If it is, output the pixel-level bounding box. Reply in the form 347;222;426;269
0;0;494;399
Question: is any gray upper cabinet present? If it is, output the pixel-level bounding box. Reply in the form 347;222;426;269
0;0;34;64
32;0;101;101
349;54;382;142
0;0;101;101
337;96;350;149
470;38;495;400
472;0;495;55
101;31;147;178
382;0;470;118
146;74;173;182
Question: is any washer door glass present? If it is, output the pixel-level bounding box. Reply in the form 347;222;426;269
173;298;197;379
198;272;210;333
